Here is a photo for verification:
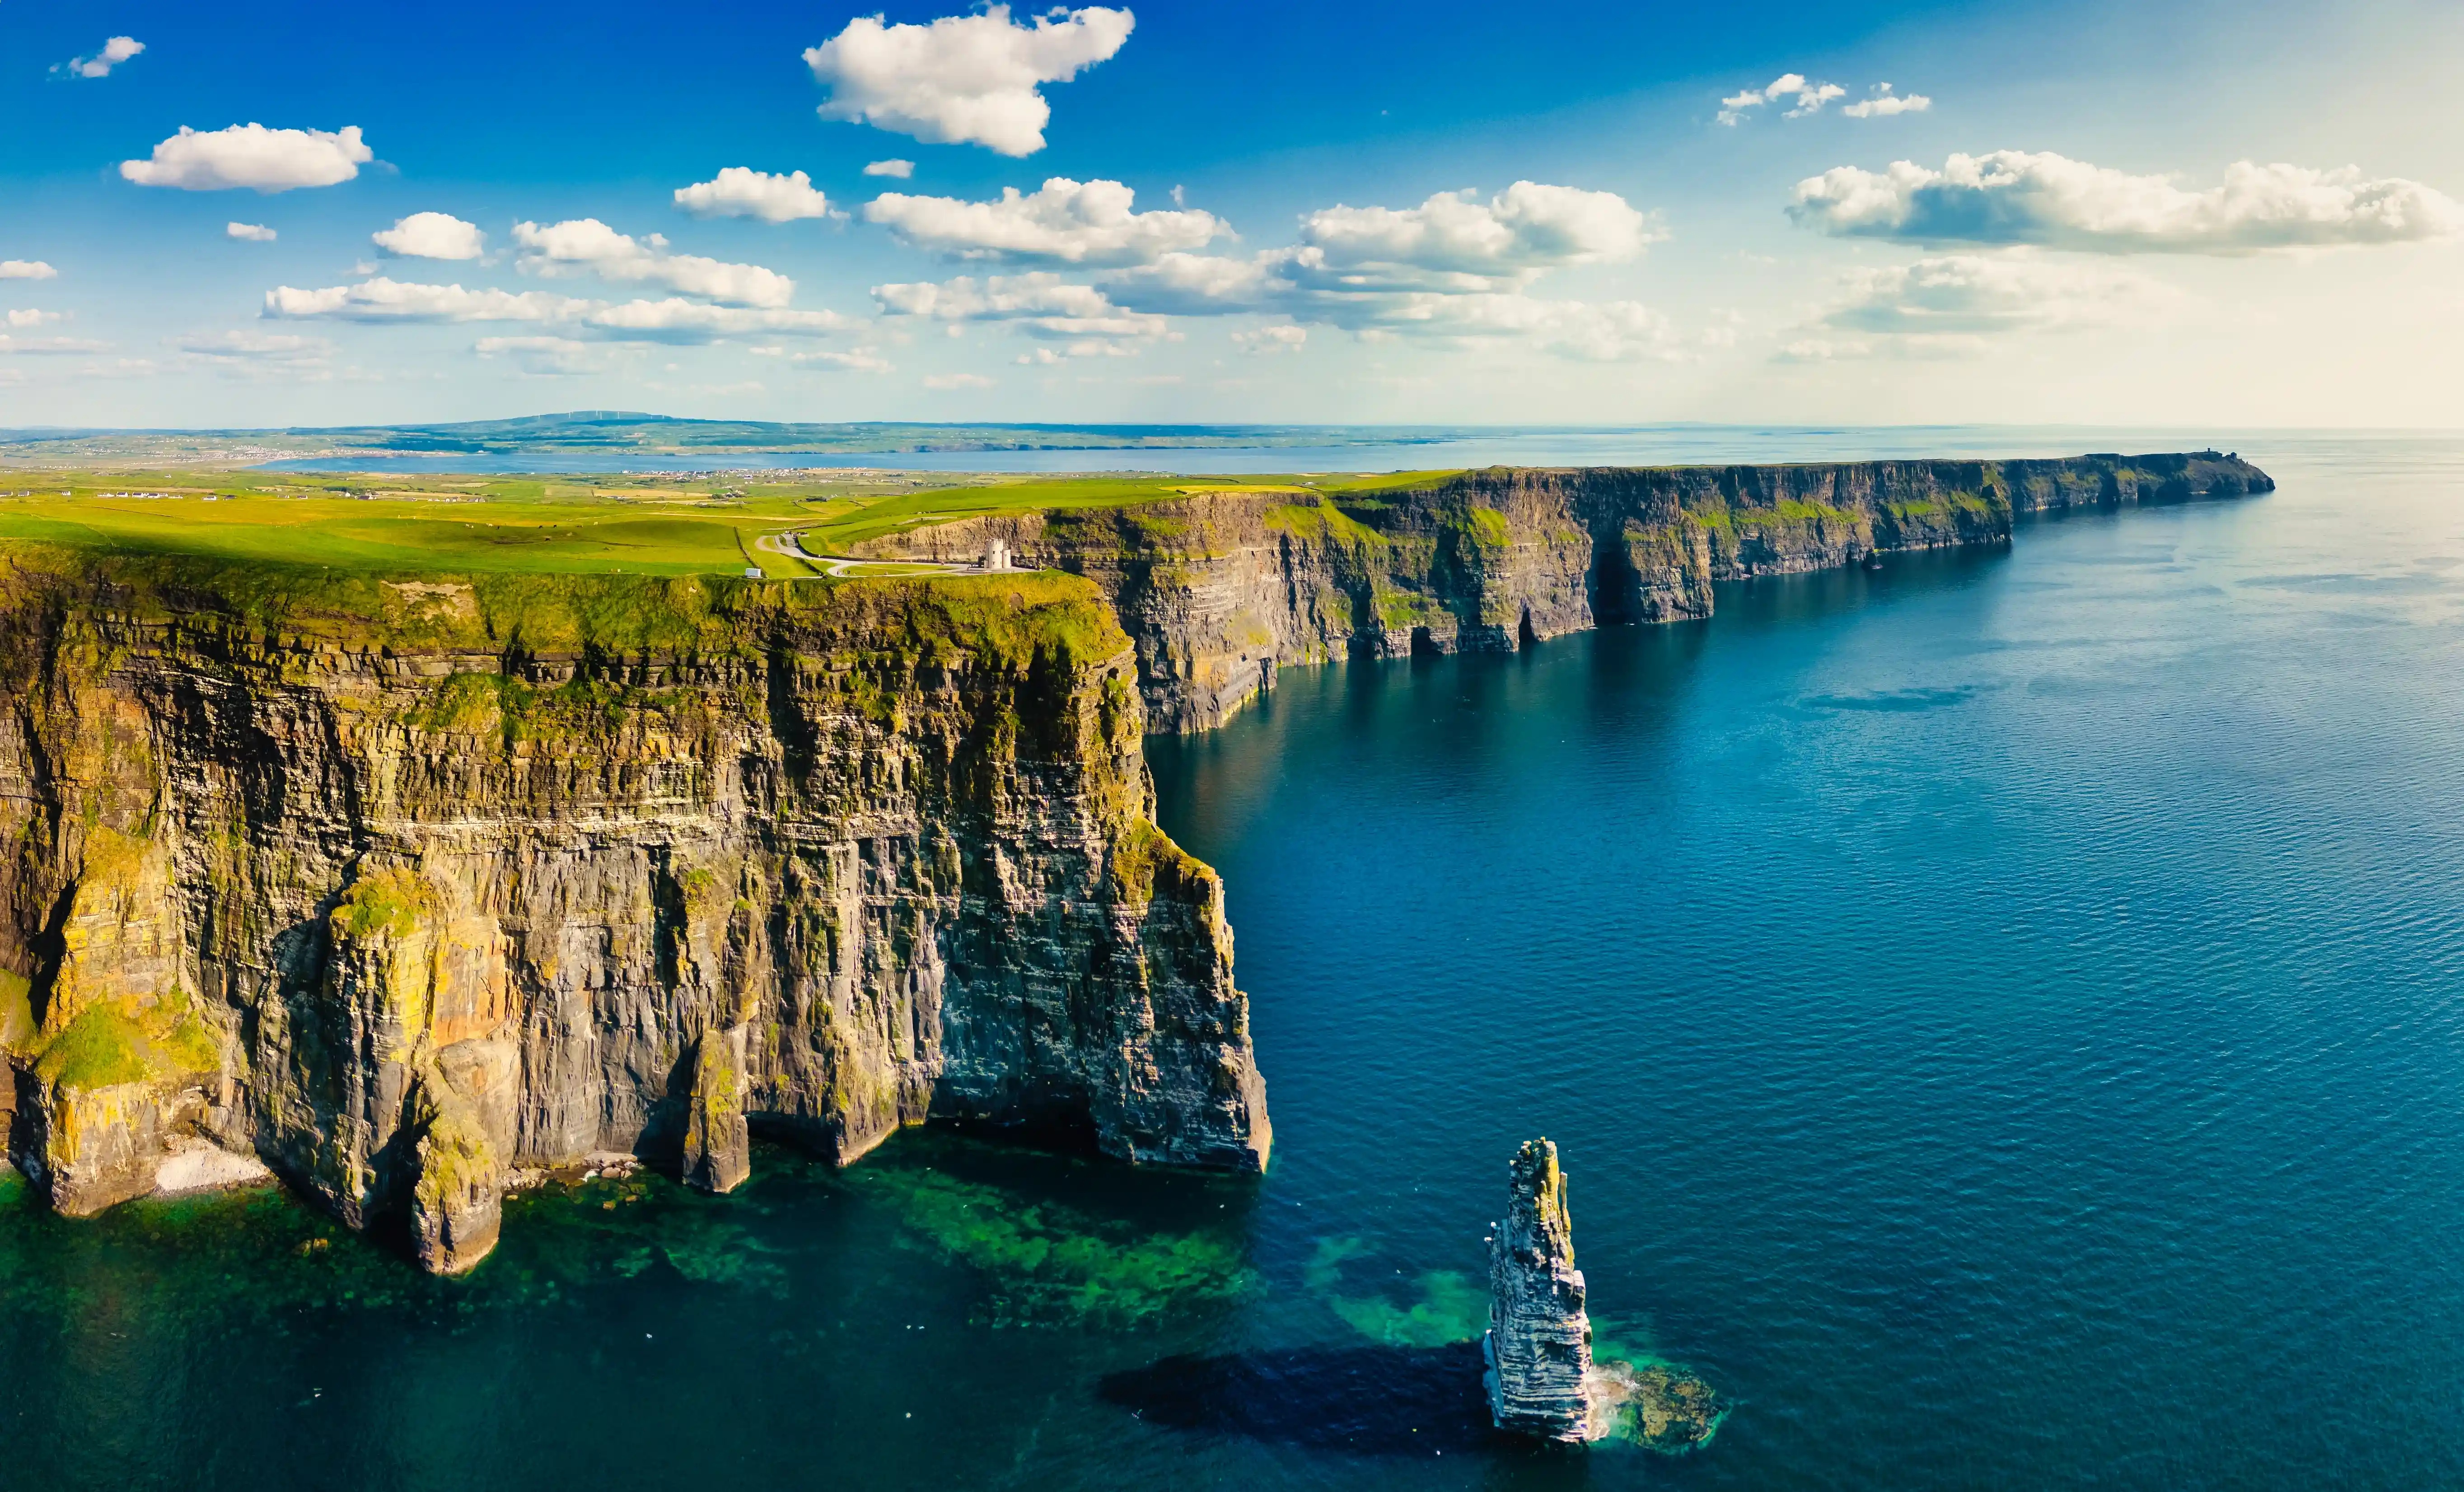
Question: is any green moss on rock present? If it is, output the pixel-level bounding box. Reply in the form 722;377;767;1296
30;989;219;1094
1108;821;1207;906
1460;507;1513;547
32;1002;151;1091
0;968;34;1057
333;867;428;941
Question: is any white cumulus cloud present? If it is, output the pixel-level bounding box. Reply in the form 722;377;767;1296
0;261;57;280
1719;73;1846;125
923;372;996;389
59;36;145;79
765;345;894;373
864;177;1226;265
1783;251;2169;359
1231;324;1306;354
1777;338;1873;362
873;271;1169;340
673;168;835;223
1102;250;1272;314
121;124;373;192
1014;341;1136;364
1312;290;1684;359
1512;298;1687;361
263;276;853;345
864;159;916;178
5;309;65;328
580;299;851;342
1291;181;1657;289
1842;84;1931;118
264;278;584;323
1077;179;1678;361
374;212;486;260
0;332;109;355
172;329;332;364
513;219;795;306
477;336;632;376
1790;150;2464;252
804;5;1134;157
227;222;278;242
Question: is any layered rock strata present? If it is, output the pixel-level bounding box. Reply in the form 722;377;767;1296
0;555;1268;1272
1485;1137;1601;1442
857;452;2274;732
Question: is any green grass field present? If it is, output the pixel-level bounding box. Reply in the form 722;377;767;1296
0;469;1468;579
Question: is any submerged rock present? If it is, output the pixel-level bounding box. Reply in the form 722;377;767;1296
1483;1138;1600;1441
1590;1356;1725;1452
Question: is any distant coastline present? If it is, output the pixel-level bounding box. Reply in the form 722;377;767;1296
0;413;2410;477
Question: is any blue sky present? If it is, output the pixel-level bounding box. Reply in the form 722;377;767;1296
3;0;2460;428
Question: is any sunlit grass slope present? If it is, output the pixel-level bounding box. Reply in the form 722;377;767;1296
0;469;1467;578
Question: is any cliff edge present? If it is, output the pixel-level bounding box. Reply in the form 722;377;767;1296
856;452;2274;732
0;554;1268;1272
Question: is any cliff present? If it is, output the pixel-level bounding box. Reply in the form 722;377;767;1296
0;552;1268;1272
856;452;2274;732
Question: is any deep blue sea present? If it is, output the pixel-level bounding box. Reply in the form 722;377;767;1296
7;432;2463;1490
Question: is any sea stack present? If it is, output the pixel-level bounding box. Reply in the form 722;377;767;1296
1484;1138;1601;1442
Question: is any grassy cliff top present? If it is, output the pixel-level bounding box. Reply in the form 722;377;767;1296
0;452;2257;583
0;541;1132;667
0;470;1463;579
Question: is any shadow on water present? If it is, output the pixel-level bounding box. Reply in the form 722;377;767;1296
1148;543;2014;906
1099;1340;1505;1455
1710;539;2010;634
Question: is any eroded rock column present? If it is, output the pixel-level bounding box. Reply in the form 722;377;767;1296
1484;1138;1601;1442
683;1026;751;1194
408;1080;503;1276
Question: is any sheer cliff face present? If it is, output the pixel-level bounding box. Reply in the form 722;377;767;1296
860;452;2276;732
0;559;1267;1272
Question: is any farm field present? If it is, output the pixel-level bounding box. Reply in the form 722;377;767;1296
0;469;1462;579
0;413;1472;467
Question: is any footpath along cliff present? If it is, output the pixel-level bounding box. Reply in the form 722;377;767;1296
857;452;2275;731
0;555;1267;1272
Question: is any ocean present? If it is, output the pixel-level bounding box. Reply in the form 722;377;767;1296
257;423;2306;476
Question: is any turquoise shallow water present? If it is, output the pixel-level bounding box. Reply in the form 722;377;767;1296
8;434;2464;1489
